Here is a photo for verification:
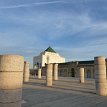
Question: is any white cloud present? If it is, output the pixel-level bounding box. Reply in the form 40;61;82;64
55;38;107;62
0;1;69;9
0;0;107;66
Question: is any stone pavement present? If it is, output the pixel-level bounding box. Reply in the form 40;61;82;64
22;76;107;107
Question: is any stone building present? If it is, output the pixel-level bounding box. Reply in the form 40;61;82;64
32;47;107;79
33;46;65;68
35;58;107;79
40;60;94;78
58;60;94;78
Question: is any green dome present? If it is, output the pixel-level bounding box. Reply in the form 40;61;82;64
45;46;56;53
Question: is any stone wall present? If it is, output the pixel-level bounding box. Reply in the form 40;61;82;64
58;61;95;79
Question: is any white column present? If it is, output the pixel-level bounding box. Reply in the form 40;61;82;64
23;61;30;82
46;64;53;86
79;68;84;83
38;68;42;79
0;55;24;107
94;56;107;96
54;64;58;80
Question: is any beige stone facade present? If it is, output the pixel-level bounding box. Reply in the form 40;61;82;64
32;55;107;80
33;47;65;68
31;60;95;79
34;60;95;79
58;60;95;79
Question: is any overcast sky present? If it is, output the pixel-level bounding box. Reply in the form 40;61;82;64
0;0;107;67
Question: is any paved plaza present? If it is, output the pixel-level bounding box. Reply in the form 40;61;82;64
22;76;107;107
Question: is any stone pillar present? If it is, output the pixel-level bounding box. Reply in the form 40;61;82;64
46;64;53;86
94;56;107;96
79;68;84;83
106;59;107;79
38;68;42;79
54;64;58;80
23;61;30;82
0;55;24;107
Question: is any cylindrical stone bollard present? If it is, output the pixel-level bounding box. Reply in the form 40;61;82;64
79;68;84;83
106;59;107;79
46;64;53;86
53;64;58;80
94;56;107;96
38;68;42;79
23;61;30;82
0;55;24;107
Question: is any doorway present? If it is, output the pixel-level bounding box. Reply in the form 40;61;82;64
71;68;75;77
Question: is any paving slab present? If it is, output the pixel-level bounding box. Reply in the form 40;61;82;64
22;76;107;107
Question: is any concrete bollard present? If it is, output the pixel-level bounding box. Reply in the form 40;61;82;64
94;56;107;96
0;55;24;107
38;68;42;79
23;61;30;82
79;68;84;83
53;64;58;80
46;64;53;86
